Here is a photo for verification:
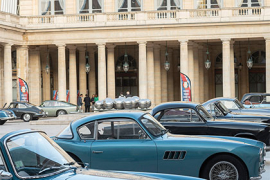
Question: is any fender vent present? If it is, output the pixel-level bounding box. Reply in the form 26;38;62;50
163;151;186;160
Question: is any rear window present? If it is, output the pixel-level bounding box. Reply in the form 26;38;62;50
56;125;73;139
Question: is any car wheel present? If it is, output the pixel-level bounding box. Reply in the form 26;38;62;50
57;110;66;116
0;120;7;125
201;154;248;180
22;113;32;122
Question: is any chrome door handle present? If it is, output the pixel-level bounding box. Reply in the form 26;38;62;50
92;151;103;154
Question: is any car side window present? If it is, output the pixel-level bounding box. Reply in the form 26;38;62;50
262;96;270;104
204;104;222;117
249;96;261;104
97;119;147;140
220;101;239;110
78;122;95;139
43;101;50;106
0;151;7;171
18;104;27;109
160;108;201;123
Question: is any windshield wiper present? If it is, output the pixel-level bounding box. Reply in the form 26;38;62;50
63;162;75;166
38;166;63;174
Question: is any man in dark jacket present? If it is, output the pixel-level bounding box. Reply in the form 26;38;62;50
84;94;91;112
77;94;83;112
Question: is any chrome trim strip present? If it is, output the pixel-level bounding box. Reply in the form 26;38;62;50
250;175;262;180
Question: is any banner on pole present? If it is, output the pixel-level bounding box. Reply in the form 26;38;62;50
18;78;29;102
180;73;192;101
66;90;70;102
53;90;58;100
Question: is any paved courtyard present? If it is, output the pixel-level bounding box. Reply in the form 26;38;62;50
1;118;269;179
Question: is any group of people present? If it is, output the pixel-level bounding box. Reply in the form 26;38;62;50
77;94;98;112
77;91;132;113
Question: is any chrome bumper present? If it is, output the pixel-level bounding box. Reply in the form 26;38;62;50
250;175;262;180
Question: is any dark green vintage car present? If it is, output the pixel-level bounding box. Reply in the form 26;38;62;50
40;100;77;117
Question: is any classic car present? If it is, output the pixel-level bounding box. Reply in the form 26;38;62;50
241;93;270;109
151;102;270;145
212;97;270;115
0;129;201;180
54;112;266;179
40;100;77;117
202;99;270;125
0;110;16;125
2;102;45;122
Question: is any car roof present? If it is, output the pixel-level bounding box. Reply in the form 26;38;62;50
241;93;270;102
0;129;44;142
202;98;223;106
72;111;148;127
151;101;200;115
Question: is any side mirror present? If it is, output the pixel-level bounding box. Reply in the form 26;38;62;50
0;170;13;180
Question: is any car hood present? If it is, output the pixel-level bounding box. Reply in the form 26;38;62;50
162;133;263;148
240;108;270;116
49;168;201;180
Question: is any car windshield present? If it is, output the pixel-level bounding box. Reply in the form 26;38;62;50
140;114;167;137
216;101;231;115
6;132;77;178
234;99;245;109
196;105;214;121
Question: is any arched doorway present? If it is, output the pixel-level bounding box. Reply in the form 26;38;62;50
249;50;266;92
115;54;138;97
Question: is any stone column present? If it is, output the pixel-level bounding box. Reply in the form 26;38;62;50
97;43;106;100
16;45;29;81
230;41;235;98
160;46;167;102
180;40;188;101
222;39;234;98
57;43;66;101
0;47;3;107
193;44;199;102
154;45;161;105
78;47;87;97
88;48;96;96
266;38;270;97
40;46;51;101
198;46;205;103
188;43;194;101
138;41;147;99
167;48;174;101
173;49;180;101
68;45;77;104
4;44;12;105
29;48;41;105
107;45;116;99
147;43;155;106
240;47;248;95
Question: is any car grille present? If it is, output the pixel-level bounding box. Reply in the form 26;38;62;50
163;151;186;160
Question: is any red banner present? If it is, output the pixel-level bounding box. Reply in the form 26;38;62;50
180;73;192;101
18;78;29;102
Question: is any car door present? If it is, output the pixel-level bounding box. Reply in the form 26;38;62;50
157;108;208;135
8;103;21;117
91;118;157;173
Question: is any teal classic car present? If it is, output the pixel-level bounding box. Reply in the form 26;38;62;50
54;112;266;180
40;100;77;117
0;129;202;180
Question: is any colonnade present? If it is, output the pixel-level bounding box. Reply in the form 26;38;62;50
0;38;270;106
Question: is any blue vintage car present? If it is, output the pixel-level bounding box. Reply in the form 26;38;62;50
241;93;270;109
0;129;203;180
54;112;266;180
0;110;16;125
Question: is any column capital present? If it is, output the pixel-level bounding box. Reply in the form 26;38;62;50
17;45;28;50
106;44;116;49
137;41;147;45
3;43;13;48
265;37;270;41
96;42;106;47
55;43;66;47
67;45;76;50
178;39;188;44
221;38;231;43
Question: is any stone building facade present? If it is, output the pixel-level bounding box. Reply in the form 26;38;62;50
0;0;269;106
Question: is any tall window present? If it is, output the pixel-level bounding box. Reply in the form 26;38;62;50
195;0;221;9
78;0;103;13
1;0;20;15
156;0;181;10
117;0;142;12
237;0;263;7
40;0;65;15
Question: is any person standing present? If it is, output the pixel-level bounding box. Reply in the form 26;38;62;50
126;91;132;98
90;94;95;111
77;94;83;113
94;94;99;102
84;94;91;112
119;92;125;98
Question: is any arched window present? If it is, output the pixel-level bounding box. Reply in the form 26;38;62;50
40;0;65;15
195;0;222;9
252;51;265;64
156;0;181;10
78;0;103;13
117;0;142;12
236;0;263;7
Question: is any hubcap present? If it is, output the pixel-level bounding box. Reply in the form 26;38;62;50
209;161;238;180
24;114;30;121
59;111;65;115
